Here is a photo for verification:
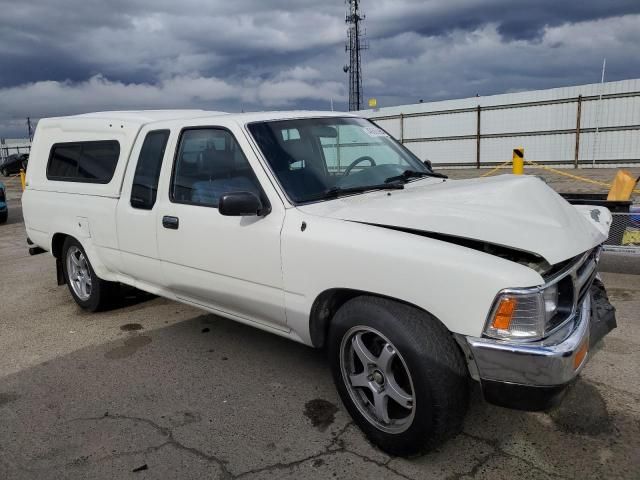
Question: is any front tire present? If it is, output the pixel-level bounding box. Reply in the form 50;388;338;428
0;168;7;177
0;211;7;224
328;296;469;456
62;237;118;311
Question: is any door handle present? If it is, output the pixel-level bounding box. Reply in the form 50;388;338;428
162;216;179;230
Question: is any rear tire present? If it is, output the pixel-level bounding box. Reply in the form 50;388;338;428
328;296;469;456
62;237;118;312
0;211;7;224
0;168;7;177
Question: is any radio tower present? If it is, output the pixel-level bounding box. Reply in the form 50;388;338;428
344;0;367;111
26;117;33;142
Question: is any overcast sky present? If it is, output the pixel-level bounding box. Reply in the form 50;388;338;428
1;0;639;137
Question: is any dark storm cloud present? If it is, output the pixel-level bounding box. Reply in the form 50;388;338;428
0;0;639;136
366;0;640;40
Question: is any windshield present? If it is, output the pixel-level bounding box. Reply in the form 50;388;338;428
248;117;429;203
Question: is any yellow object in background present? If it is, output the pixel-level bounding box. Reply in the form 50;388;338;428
622;229;640;246
512;148;524;175
368;98;378;108
607;170;638;201
19;169;26;191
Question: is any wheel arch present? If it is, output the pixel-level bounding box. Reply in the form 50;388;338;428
51;232;75;285
51;232;70;259
309;288;453;349
50;230;118;285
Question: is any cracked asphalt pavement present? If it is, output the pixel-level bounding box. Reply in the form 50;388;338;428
1;181;639;479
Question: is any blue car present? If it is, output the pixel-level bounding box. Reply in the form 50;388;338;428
0;182;7;223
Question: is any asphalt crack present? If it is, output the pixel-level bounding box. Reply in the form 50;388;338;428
10;409;568;480
461;432;572;480
234;420;414;480
65;441;172;467
67;414;234;479
233;421;355;479
65;414;409;480
443;449;500;480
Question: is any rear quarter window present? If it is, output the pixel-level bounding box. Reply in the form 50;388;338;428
47;141;120;183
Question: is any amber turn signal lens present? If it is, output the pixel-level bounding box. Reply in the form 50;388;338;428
574;340;589;370
492;297;517;330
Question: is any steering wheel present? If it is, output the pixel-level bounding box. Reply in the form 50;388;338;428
344;156;376;176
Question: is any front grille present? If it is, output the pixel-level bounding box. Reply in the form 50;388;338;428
575;252;597;304
545;275;574;332
543;248;598;336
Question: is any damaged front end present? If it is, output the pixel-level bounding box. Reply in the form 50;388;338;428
589;276;618;349
457;248;617;411
352;222;555;275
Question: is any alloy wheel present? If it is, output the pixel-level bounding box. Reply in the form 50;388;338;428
66;246;92;301
340;325;416;433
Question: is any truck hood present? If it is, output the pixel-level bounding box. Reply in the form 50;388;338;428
297;174;610;265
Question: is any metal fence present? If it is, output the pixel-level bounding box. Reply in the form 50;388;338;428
603;212;640;254
361;79;640;168
0;141;31;163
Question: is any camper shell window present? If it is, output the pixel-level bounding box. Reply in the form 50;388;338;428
47;140;120;183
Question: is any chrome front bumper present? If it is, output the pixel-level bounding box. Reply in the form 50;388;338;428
459;279;616;410
466;295;591;386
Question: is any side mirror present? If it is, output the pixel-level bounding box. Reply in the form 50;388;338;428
423;159;433;170
219;191;266;216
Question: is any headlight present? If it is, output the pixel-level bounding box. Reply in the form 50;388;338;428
484;283;564;341
484;290;545;340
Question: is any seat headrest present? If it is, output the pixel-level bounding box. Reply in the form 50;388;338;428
199;148;235;176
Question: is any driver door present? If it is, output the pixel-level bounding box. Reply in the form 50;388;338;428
155;126;287;330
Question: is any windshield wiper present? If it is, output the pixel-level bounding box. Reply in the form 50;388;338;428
384;169;448;184
304;182;404;201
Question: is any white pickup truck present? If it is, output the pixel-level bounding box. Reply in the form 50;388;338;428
22;110;617;455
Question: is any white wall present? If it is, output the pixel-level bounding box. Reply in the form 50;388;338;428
360;79;640;166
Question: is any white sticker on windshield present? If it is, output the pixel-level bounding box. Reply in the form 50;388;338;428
363;126;389;138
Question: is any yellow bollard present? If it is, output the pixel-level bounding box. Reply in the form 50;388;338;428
19;168;26;191
607;170;638;201
512;147;524;175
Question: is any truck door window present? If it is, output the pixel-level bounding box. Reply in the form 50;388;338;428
170;128;262;208
130;130;170;210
